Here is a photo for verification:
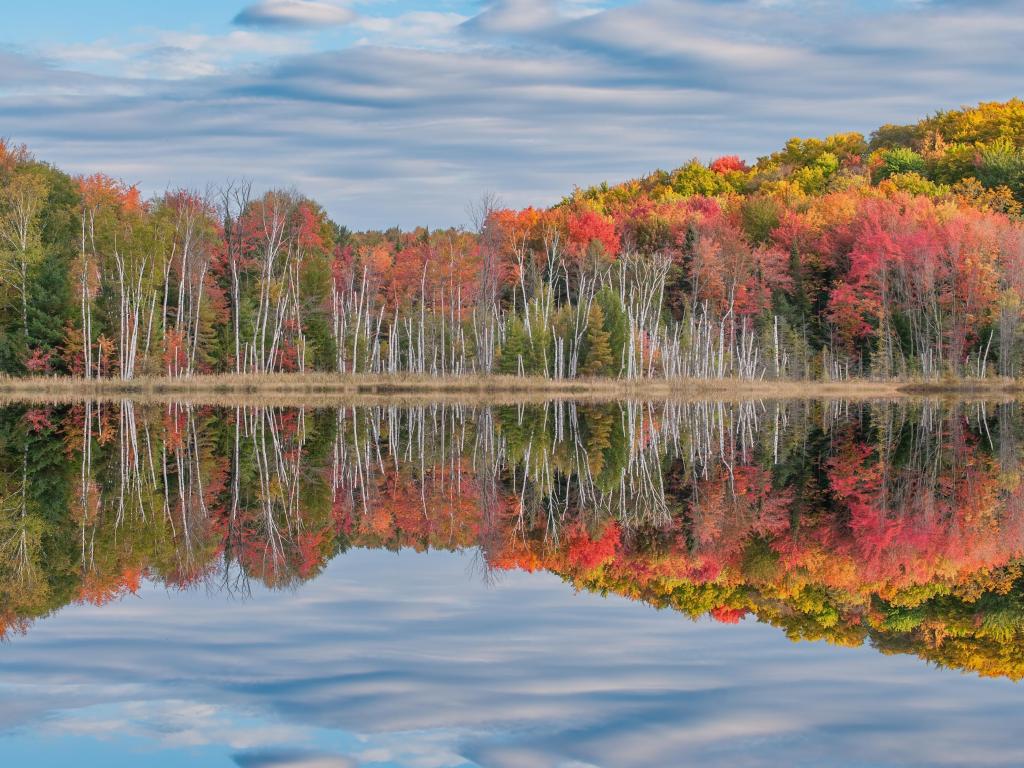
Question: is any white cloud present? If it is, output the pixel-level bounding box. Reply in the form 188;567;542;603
354;12;470;49
467;0;563;33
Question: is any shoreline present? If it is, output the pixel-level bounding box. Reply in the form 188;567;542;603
0;373;1021;406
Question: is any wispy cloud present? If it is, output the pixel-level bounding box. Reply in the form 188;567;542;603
234;750;356;768
1;0;1022;227
466;0;564;33
43;30;311;79
234;0;356;28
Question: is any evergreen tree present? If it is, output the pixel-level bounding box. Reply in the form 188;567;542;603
581;302;613;376
595;286;628;375
524;297;551;375
497;316;529;375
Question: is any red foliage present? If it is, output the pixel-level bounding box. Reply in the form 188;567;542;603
25;348;52;374
78;173;142;213
163;328;188;376
709;155;748;174
564;208;621;263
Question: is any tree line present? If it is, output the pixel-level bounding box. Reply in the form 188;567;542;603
2;98;1024;380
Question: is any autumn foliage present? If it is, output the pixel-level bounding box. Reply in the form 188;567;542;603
1;99;1024;380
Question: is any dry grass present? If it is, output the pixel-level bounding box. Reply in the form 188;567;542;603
0;373;1021;406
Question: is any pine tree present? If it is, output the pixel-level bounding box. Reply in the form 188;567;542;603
595;286;628;375
497;316;529;375
581;302;612;376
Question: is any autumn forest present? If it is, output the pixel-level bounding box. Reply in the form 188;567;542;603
2;99;1024;384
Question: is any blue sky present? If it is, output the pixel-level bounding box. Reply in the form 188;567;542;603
1;0;1022;228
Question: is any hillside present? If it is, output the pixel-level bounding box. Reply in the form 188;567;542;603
1;99;1023;383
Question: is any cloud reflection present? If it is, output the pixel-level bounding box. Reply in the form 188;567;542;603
1;549;1023;767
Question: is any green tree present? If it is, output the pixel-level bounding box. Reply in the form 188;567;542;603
977;139;1024;199
876;147;926;182
0;165;48;343
595;286;628;375
497;315;529;375
581;302;613;376
740;195;782;245
669;161;734;197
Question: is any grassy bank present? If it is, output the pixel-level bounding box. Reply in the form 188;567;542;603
0;373;1021;406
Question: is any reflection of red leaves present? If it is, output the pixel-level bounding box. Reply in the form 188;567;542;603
23;408;52;433
565;521;620;572
78;567;143;606
710;607;746;624
296;530;326;578
164;406;188;451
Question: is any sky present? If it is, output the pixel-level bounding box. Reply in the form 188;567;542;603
1;0;1023;229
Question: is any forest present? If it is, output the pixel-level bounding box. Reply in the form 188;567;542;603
2;399;1024;680
1;99;1024;382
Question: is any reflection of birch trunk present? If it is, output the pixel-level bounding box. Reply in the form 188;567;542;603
7;447;35;586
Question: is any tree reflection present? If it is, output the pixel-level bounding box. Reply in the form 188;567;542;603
2;398;1024;679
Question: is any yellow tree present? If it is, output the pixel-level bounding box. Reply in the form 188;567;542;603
0;165;48;339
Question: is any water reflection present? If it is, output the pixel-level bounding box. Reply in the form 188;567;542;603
2;399;1024;682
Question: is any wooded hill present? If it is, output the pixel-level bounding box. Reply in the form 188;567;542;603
1;99;1023;381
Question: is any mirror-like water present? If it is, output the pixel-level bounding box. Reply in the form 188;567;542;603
2;399;1023;767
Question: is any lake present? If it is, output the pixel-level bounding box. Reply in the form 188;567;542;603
0;399;1022;767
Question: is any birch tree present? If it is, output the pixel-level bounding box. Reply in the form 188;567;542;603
0;166;48;342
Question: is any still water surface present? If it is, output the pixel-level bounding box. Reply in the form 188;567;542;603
0;399;1022;767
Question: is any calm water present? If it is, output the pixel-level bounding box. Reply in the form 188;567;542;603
1;399;1023;767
